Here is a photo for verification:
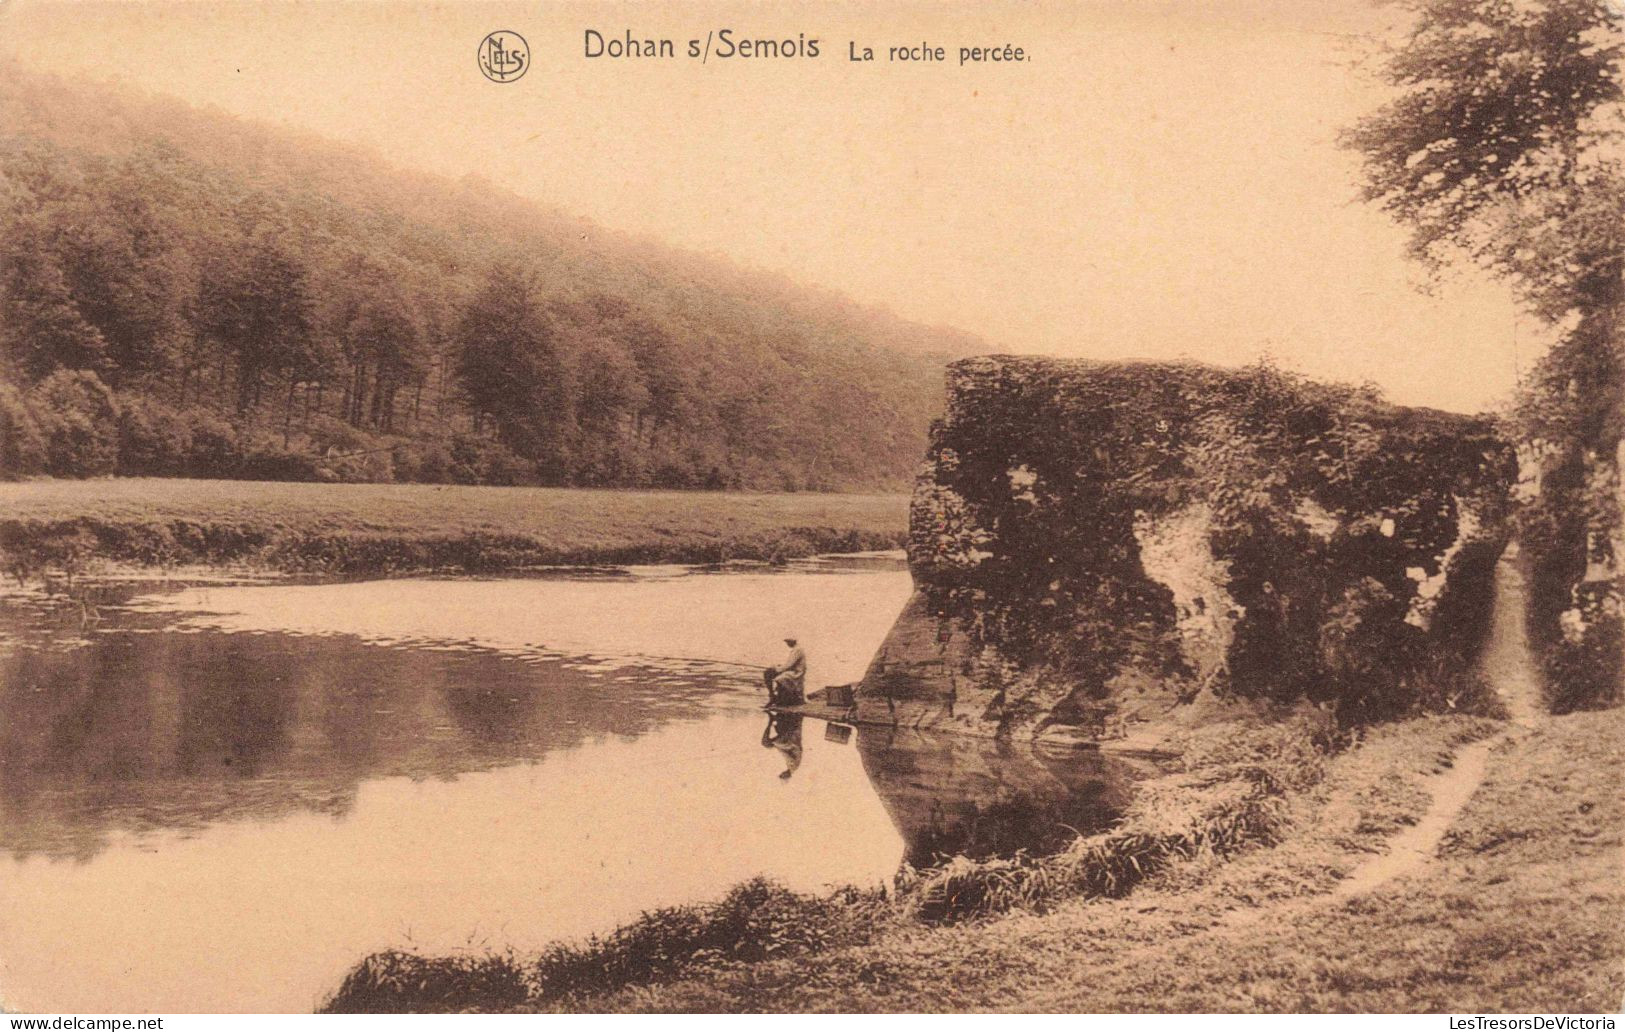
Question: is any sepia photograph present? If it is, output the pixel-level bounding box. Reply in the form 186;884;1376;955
0;0;1620;1019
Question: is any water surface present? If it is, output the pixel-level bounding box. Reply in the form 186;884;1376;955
0;558;1134;1012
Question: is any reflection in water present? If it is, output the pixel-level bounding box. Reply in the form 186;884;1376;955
0;624;903;1013
761;713;804;780
0;627;713;861
0;562;1143;1013
1;712;903;1013
856;726;1140;867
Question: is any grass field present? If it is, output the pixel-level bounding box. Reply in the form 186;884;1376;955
0;478;910;576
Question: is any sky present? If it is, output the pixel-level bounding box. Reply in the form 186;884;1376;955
0;0;1541;412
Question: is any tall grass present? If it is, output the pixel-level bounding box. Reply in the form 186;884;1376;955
323;779;1293;1011
896;714;1328;924
322;950;532;1014
321;879;888;1013
529;879;886;1001
902;775;1289;924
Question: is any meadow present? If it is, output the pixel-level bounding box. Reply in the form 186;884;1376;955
0;478;910;577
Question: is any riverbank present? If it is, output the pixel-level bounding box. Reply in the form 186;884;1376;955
325;704;1622;1014
321;705;1549;1013
0;479;909;578
564;707;1620;1013
535;559;1621;1013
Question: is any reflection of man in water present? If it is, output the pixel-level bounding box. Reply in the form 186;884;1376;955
762;635;806;708
761;713;804;780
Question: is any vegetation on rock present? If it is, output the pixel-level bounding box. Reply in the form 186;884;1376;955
908;355;1514;728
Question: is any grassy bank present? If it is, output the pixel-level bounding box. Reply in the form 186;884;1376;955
322;707;1579;1013
0;478;909;577
555;710;1619;1013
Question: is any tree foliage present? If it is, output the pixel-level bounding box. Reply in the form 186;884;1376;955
1345;0;1624;708
0;63;976;489
1345;0;1623;304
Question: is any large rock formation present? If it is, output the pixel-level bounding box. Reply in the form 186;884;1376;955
855;356;1516;740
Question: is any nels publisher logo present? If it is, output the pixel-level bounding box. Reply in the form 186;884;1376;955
478;31;529;82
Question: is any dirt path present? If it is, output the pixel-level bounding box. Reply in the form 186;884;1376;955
1331;547;1541;898
1033;544;1552;964
1328;735;1498;898
1474;544;1544;730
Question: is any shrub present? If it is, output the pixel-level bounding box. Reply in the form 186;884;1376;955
1316;577;1428;720
531;878;872;1000
30;369;120;475
325;448;395;483
116;395;195;476
0;520;100;582
237;446;323;481
1519;446;1622;713
323;879;882;1012
322;949;530;1014
390;439;456;484
0;381;48;477
1546;582;1623;714
449;433;531;486
903;778;1289;925
905;853;1048;921
180;406;239;474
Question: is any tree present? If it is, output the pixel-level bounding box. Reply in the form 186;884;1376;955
454;264;574;473
329;255;429;431
198;236;316;413
0;63;966;490
620;316;694;441
0;242;107;379
572;332;649;435
1344;0;1622;302
1344;0;1624;708
48;156;196;386
1343;0;1623;408
0;211;108;379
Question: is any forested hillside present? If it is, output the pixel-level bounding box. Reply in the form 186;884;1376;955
0;64;981;490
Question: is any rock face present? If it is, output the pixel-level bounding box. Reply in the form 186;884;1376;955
856;356;1517;739
1519;436;1624;712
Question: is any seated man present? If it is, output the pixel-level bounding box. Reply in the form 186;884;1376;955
763;635;806;707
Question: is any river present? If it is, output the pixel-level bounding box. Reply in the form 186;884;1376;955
0;556;1133;1012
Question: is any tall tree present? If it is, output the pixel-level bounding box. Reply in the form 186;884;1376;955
1344;0;1623;708
454;264;575;471
52;167;194;386
328;255;430;431
198;236;316;413
1344;0;1622;300
0;212;108;379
